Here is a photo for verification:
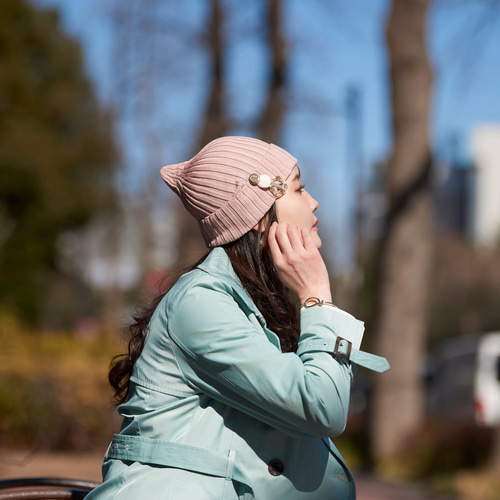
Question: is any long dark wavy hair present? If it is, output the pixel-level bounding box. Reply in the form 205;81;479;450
109;204;299;405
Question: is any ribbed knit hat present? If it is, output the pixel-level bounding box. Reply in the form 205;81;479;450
160;136;297;247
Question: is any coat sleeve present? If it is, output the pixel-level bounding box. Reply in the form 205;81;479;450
165;275;364;439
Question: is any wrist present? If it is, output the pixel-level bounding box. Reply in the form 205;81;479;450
299;297;337;310
298;290;332;304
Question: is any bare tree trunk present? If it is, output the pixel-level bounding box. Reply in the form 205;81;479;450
174;0;228;265
174;0;288;264
488;427;500;472
109;0;166;283
198;0;228;147
371;0;434;462
257;0;287;144
0;204;14;254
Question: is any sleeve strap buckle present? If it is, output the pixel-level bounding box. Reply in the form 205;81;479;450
334;337;352;361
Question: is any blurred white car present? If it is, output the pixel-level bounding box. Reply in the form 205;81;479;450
474;333;500;426
427;332;500;427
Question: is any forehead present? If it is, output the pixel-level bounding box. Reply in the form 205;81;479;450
287;165;300;183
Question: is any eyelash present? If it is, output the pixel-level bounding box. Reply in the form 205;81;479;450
297;184;306;192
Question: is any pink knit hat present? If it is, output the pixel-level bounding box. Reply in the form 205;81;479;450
160;136;297;247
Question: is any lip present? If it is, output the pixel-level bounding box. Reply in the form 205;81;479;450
312;219;318;231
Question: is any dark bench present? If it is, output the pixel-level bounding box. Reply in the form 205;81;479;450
0;478;99;500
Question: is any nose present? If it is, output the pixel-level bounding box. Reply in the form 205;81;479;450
306;191;318;212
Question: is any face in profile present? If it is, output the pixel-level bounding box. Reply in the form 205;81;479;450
275;166;321;249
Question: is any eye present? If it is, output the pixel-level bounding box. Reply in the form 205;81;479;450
297;184;306;193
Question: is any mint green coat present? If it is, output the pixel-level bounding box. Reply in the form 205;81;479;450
87;248;370;499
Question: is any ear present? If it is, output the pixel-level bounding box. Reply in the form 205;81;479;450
252;216;270;234
251;217;270;247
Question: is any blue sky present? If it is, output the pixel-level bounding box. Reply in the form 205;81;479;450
32;0;500;269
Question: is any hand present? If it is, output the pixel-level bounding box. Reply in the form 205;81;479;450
268;222;332;304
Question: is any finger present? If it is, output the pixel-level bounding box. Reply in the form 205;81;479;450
273;222;293;253
301;228;318;252
267;222;283;261
287;224;306;250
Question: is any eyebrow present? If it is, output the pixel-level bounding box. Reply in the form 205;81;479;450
291;167;300;183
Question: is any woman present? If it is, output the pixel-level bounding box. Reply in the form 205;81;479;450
87;136;389;499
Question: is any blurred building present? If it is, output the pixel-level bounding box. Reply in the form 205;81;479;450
427;123;500;246
360;124;500;249
469;124;500;247
434;156;474;238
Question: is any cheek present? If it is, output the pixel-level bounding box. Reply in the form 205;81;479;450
275;196;311;226
277;206;299;225
296;200;312;226
275;199;289;223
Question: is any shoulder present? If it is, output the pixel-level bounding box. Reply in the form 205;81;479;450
152;249;263;353
166;266;238;308
161;266;251;333
164;249;255;316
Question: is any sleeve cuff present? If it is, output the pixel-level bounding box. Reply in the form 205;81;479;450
297;305;364;357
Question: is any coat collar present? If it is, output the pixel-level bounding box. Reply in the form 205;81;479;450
197;247;238;284
197;247;282;350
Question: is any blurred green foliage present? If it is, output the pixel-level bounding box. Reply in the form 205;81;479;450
391;421;492;480
0;0;117;323
371;420;495;497
0;309;122;450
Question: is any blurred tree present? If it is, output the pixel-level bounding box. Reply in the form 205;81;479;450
176;0;290;263
0;0;117;323
107;0;292;271
371;0;434;462
197;0;229;149
257;0;287;144
175;0;229;265
107;0;173;297
107;0;222;273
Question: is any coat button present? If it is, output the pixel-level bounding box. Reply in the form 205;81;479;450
268;459;285;476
